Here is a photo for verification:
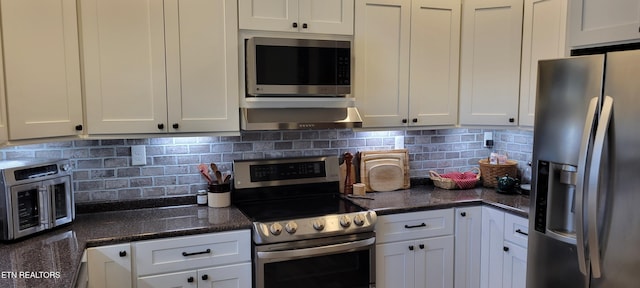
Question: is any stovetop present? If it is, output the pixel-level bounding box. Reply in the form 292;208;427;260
235;194;364;222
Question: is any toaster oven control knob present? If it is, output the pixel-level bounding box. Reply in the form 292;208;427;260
269;222;283;236
354;214;366;226
313;219;325;231
339;215;351;228
285;221;298;234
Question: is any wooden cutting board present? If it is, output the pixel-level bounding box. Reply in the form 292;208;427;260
368;161;404;191
360;149;410;192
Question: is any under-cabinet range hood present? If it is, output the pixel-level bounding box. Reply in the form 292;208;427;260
240;107;362;131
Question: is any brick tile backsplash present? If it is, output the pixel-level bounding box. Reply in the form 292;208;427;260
0;128;533;203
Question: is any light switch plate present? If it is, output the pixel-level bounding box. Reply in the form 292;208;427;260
483;132;493;148
131;145;146;166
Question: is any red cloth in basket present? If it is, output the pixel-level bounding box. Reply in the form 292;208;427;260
440;171;479;189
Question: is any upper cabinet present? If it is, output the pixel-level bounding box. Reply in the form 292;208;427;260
239;0;355;35
1;0;83;140
355;0;460;128
459;0;523;126
81;0;239;135
568;0;640;47
519;0;567;127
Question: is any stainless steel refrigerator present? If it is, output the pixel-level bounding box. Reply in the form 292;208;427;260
528;49;640;288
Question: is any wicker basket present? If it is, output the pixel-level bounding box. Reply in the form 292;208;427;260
429;167;481;190
478;159;518;188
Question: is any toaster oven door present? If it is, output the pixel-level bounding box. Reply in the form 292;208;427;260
47;176;74;226
10;182;49;239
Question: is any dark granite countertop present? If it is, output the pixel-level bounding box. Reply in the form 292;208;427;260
0;205;252;288
0;184;528;288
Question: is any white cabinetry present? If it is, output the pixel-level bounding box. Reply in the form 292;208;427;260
355;0;460;128
134;230;251;288
81;0;239;135
239;0;354;35
1;0;83;140
568;0;640;47
480;206;529;288
459;0;523;126
376;209;455;288
454;206;482;288
519;0;567;126
86;243;132;288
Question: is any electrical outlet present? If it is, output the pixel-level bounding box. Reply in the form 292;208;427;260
131;145;146;166
394;136;405;149
483;132;494;148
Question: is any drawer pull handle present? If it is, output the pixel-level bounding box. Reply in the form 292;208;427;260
404;223;427;229
182;248;211;257
516;229;529;236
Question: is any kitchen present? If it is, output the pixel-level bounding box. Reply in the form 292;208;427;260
0;0;637;287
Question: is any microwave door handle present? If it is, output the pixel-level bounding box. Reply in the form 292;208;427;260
38;186;50;228
587;95;613;278
575;96;599;276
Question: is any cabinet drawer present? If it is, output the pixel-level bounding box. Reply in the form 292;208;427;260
134;230;250;276
376;209;454;243
504;213;528;248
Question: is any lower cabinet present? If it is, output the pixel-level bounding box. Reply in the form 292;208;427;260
85;230;251;288
86;243;133;288
479;206;529;288
376;209;455;288
453;206;482;288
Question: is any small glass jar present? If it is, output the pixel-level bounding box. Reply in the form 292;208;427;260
197;190;208;206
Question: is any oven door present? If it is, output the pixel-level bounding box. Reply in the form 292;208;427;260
10;181;49;239
255;232;375;288
46;176;74;226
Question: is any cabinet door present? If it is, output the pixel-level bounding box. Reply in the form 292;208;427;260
454;207;482;288
1;0;83;140
355;0;411;128
87;243;132;288
459;0;522;126
198;263;252;288
298;0;354;35
502;242;527;288
569;0;640;47
415;236;454;288
137;270;197;288
409;0;461;127
519;0;567;126
480;207;505;288
164;0;239;133
238;0;299;32
81;0;168;134
376;240;414;288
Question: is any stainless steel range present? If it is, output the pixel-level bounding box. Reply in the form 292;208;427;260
232;156;377;288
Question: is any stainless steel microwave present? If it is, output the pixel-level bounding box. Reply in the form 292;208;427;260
245;37;351;97
0;159;74;241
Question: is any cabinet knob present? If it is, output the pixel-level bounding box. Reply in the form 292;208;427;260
119;250;127;257
408;245;414;251
412;118;418;123
75;124;83;131
402;119;408;124
292;22;298;28
202;274;209;281
172;123;179;129
302;23;308;29
157;123;164;130
419;244;425;250
187;276;194;283
509;117;515;123
460;212;467;217
503;246;510;252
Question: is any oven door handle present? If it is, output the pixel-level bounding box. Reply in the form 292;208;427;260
257;237;375;260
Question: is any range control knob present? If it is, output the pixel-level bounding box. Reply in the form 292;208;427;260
269;222;283;236
285;221;298;234
312;219;325;231
339;215;351;228
354;214;366;226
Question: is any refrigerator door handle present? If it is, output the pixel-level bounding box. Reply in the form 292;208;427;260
587;95;613;278
575;96;599;276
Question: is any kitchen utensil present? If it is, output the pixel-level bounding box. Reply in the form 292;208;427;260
496;174;519;194
359;149;409;192
343;152;354;194
198;164;213;184
368;162;404;192
339;156;357;193
347;194;374;200
210;163;223;184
